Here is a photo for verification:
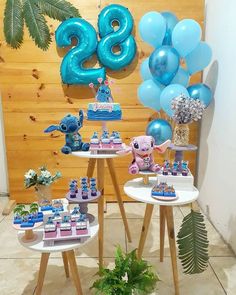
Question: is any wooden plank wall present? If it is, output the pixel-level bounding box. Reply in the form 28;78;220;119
0;0;204;203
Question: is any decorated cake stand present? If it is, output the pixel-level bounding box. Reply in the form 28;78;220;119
169;143;198;165
65;189;101;223
13;221;43;243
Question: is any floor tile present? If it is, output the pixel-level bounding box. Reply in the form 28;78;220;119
146;257;226;295
210;257;236;295
88;202;183;219
127;218;182;257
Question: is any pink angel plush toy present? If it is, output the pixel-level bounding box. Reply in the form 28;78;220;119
118;135;171;174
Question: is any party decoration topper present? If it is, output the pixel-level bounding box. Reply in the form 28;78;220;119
56;4;136;84
118;135;170;174
44;111;90;154
89;78;114;102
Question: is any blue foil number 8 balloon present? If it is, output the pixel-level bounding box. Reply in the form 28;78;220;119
97;4;137;70
56;18;106;85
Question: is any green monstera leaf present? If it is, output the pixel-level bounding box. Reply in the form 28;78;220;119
177;209;209;274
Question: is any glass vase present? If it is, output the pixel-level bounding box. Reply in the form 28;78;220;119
35;184;52;207
173;124;189;146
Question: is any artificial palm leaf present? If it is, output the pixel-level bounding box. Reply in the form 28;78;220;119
177;210;209;274
3;0;80;50
23;0;51;50
4;0;24;48
38;0;80;21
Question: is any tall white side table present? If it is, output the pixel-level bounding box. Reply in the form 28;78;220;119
18;218;99;295
124;177;199;295
72;151;132;267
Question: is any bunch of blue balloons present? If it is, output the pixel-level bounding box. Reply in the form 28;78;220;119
138;11;213;117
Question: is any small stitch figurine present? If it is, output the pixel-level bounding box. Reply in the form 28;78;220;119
118;135;171;174
89;78;113;102
44;110;89;154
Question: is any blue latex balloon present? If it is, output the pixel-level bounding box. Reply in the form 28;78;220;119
140;58;152;80
172;19;202;57
97;4;136;70
187;83;213;107
185;41;212;74
149;45;180;86
146;119;173;145
55;18;105;85
161;11;178;45
138;79;163;111
160;84;189;117
171;67;190;87
139;12;166;48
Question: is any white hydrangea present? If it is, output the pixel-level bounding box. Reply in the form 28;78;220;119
24;169;36;179
41;170;51;178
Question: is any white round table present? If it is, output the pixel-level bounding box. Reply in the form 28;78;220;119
18;218;99;295
124;177;199;295
71;151;132;267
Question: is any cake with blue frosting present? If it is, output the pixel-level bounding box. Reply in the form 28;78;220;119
87;79;122;121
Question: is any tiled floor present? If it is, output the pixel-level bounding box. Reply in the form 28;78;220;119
0;197;235;295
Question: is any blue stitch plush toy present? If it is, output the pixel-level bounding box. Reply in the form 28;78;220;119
44;110;90;154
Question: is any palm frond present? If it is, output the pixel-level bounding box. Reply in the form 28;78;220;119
23;0;51;50
38;0;81;21
177;210;209;274
4;0;24;48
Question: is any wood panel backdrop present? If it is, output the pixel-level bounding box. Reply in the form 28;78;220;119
0;0;204;203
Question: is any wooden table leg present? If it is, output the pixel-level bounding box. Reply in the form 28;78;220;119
137;203;154;259
87;158;96;178
67;250;83;295
106;158;132;243
160;205;166;262
97;159;104;269
35;253;50;295
165;206;179;295
62;251;69;278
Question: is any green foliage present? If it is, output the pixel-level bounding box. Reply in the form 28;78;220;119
13;204;25;215
177;210;209;274
4;0;24;49
3;0;80;50
91;246;159;295
38;0;81;21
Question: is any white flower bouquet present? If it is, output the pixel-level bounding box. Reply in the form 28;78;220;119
24;166;61;189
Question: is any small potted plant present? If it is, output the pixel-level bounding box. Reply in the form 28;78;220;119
91;246;159;295
24;166;61;206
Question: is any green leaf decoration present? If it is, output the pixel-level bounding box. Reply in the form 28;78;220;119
38;0;81;21
3;0;24;48
177;210;209;274
3;0;80;50
91;246;159;295
23;0;51;50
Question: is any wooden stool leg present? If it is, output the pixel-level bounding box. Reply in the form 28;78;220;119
66;250;83;295
87;158;96;178
137;204;154;259
97;159;104;269
35;253;50;295
165;206;179;295
106;158;132;243
160;205;166;262
62;251;69;278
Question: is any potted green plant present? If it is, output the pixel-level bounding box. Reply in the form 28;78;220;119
91;246;159;295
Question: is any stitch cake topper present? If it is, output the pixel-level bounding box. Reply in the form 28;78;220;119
89;78;114;103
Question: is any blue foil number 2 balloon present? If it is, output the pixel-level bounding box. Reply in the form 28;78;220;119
55;18;106;85
97;4;137;70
